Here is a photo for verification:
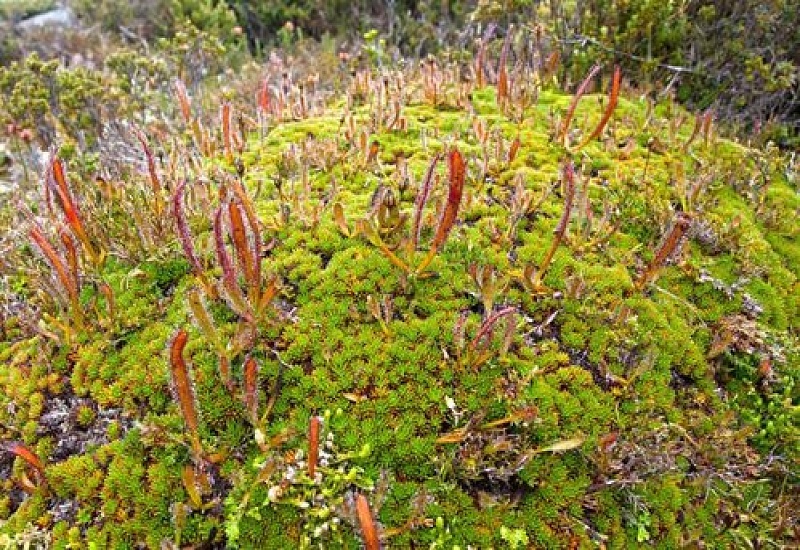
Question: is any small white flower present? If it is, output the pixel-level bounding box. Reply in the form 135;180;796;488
267;486;283;502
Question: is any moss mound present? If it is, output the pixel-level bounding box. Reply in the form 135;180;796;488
1;62;798;548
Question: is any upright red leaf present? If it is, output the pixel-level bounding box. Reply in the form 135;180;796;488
257;78;271;114
214;207;254;320
575;66;622;150
228;200;257;294
431;148;466;252
559;64;601;145
169;329;203;458
536;162;576;285
307;415;320;479
416;149;466;273
133;128;163;214
174;79;192;123
636;212;693;290
497;28;512;103
475;23;497;88
48;156;98;263
4;442;46;484
356;494;380;550
173;180;204;278
411;153;441;249
222;102;233;162
243;355;259;423
29;227;78;302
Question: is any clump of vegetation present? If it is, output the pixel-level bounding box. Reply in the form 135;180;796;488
1;15;798;550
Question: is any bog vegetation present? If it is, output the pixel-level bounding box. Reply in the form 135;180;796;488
0;1;798;548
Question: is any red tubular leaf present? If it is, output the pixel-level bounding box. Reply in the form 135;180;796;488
683;113;702;151
537;162;576;283
228;200;256;292
58;227;80;293
29;227;77;301
636;212;693;290
257;78;271;113
356;494;380;550
229;181;262;287
469;306;517;352
5;442;46;475
576;65;621;150
475;23;497;88
49;157;95;260
133;127;163;201
214;206;254;320
497;28;512;103
169;329;202;457
307;415;320;479
214;206;237;288
431;148;466;252
243;356;259;423
416;149;466;273
559;63;601;144
222;102;233;161
173;180;204;277
411;153;441;249
174;79;192;122
507;135;521;164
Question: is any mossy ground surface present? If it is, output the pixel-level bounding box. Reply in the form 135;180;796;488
1;68;798;548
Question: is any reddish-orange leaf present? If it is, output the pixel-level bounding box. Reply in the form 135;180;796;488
366;140;380;164
469;306;517;353
307;416;320;479
257;78;271;113
50;157;82;231
229;180;262;283
474;23;496;88
431;148;465;252
243;355;259;423
758;357;772;378
58;227;79;292
222;102;233;161
174;79;192;122
576;65;621;151
228;200;256;293
169;329;202;457
682;113;702;151
356;494;380;550
636;212;692;290
49;156;97;262
133;128;162;202
497;28;512;103
5;442;46;478
559;63;601;144
411;153;441;249
507;135;521;164
29;227;77;301
599;432;618;453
